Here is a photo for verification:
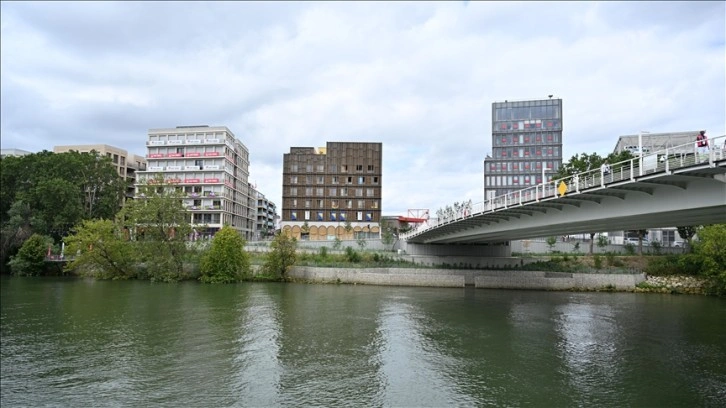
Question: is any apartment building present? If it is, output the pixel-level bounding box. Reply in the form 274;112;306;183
484;98;563;199
281;142;382;240
254;190;278;240
53;144;147;201
137;125;255;240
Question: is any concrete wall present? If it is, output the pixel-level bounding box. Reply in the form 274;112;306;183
512;239;686;255
286;266;646;291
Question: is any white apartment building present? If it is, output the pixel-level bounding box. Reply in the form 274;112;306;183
136;125;255;240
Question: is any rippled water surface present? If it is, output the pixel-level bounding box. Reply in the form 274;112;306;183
2;276;725;407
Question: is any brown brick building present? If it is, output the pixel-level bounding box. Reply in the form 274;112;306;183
281;142;382;240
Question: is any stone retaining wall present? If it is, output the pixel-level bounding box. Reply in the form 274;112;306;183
287;266;646;290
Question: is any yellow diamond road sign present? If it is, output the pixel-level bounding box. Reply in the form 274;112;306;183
558;181;568;197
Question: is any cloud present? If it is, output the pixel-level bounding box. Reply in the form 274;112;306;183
1;1;724;216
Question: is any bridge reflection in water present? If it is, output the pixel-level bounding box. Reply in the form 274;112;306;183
404;135;726;244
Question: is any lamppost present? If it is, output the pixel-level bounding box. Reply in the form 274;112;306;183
638;130;650;176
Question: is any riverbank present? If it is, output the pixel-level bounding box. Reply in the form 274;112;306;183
285;265;712;294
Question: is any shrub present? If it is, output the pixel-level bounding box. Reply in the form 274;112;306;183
200;226;250;283
650;240;662;255
623;243;636;256
593;254;603;269
345;246;361;263
8;234;53;276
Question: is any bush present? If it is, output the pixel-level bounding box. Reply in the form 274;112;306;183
345;246;361;263
650;240;662;255
623;243;636;256
8;234;53;276
593;254;603;269
200;226;250;283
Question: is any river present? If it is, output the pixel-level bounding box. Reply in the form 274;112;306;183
1;276;725;407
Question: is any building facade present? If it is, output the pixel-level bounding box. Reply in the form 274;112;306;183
0;148;33;158
254;190;278;240
484;98;563;199
136;125;255;240
612;130;701;156
281;142;382;240
53;144;147;201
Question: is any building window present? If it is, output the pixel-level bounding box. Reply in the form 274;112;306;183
317;176;324;184
367;165;374;172
341;165;348;173
340;187;347;196
355;189;363;197
356;165;363;171
317;199;324;208
331;200;338;209
332;176;338;184
305;200;311;208
372;201;378;209
357;200;365;208
305;187;312;195
305;176;312;184
366;188;374;197
292;199;298;207
329;188;337;196
373;177;379;184
290;187;297;195
316;188;323;196
291;176;298;184
304;211;310;220
291;211;297;220
317;164;324;172
358;176;365;184
346;176;353;184
357;211;363;221
306;164;313;172
347;200;353;208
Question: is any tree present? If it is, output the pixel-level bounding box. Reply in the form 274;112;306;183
677;225;699;252
200;226;250;283
64;219;137;279
0;201;46;270
8;233;53;276
116;176;192;281
546;236;557;252
381;227;395;250
262;232;297;277
693;224;726;295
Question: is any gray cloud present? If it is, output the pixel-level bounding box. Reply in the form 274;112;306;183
2;1;724;216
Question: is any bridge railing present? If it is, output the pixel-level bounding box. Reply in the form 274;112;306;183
403;134;725;239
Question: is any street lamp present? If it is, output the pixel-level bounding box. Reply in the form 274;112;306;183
638;130;650;176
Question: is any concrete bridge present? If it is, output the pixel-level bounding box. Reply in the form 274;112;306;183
399;135;726;258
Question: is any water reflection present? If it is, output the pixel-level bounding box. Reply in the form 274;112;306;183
2;278;725;407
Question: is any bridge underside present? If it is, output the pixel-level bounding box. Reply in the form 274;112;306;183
407;161;726;244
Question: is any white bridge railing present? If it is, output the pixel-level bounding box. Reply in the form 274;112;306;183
402;134;726;240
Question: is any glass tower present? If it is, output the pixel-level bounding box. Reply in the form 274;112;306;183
484;98;563;199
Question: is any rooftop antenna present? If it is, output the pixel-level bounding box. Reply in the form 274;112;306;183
548;95;553;99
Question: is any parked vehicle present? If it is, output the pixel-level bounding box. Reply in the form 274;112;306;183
624;237;649;246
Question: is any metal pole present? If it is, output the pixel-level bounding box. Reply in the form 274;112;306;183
638;131;643;176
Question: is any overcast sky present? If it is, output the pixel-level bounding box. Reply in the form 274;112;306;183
2;1;724;216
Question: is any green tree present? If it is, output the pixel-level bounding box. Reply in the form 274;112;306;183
546;236;557;252
117;176;192;281
8;233;53;276
677;225;699;252
0;151;125;270
693;224;726;295
381;227;395;250
200;226;250;283
0;201;46;270
262;232;297;277
63;219;136;279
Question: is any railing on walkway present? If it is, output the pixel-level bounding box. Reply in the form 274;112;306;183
402;134;726;240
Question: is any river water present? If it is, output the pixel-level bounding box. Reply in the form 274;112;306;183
1;276;725;407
